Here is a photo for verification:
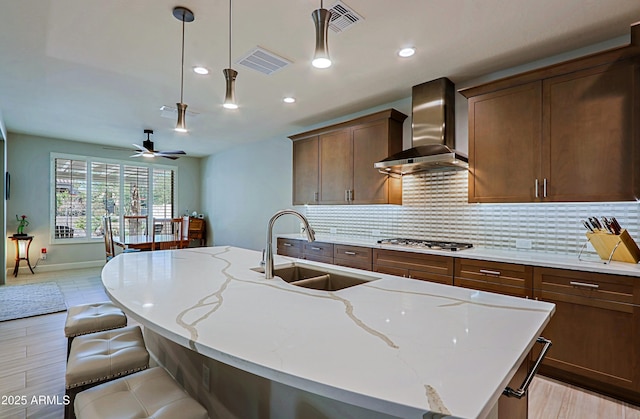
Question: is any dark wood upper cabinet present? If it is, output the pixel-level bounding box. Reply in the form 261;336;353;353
289;109;407;205
461;23;640;203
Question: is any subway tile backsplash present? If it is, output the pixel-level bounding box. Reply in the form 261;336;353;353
304;171;640;257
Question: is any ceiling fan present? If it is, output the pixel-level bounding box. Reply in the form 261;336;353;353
131;129;186;160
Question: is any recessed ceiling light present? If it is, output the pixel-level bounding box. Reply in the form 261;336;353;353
193;66;209;75
283;97;296;104
398;47;416;58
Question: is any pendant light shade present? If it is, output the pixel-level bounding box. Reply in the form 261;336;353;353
175;102;188;132
223;68;238;109
173;6;194;132
311;3;332;69
223;0;238;109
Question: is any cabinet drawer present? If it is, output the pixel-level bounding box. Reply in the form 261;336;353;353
334;245;372;271
303;242;334;264
534;267;637;306
373;249;454;285
455;259;533;289
277;238;303;258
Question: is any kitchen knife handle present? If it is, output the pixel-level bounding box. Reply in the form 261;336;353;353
569;281;599;289
479;269;501;276
534;179;539;198
543;178;547;198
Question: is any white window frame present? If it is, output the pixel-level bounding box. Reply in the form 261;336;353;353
50;152;179;244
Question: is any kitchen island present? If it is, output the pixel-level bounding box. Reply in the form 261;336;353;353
102;246;554;419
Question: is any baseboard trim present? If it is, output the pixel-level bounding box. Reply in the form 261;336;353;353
6;260;105;276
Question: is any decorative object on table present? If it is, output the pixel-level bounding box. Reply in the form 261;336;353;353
14;214;29;236
579;216;640;263
0;282;66;322
10;235;34;276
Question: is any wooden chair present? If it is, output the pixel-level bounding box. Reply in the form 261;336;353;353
123;216;148;243
151;218;183;250
102;216;115;261
180;215;190;248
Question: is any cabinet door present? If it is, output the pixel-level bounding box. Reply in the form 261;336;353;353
292;137;319;205
542;61;640;201
352;120;400;204
534;268;640;396
468;82;542;203
319;129;352;204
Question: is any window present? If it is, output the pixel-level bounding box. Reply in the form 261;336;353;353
51;154;177;243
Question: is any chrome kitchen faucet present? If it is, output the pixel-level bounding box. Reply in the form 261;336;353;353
264;209;315;279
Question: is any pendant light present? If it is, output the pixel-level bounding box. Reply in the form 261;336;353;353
223;0;238;109
311;0;332;69
173;6;194;132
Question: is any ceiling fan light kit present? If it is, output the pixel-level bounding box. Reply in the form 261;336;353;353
311;1;332;69
173;6;194;132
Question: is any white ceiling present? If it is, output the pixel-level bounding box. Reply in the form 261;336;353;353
1;0;639;157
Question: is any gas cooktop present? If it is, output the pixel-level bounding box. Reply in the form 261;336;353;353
377;238;473;251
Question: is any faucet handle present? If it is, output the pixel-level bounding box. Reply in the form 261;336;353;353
260;249;266;267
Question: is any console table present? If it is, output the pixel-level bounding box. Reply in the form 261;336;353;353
188;217;206;247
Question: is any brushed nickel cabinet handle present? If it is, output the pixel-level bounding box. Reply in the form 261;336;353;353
344;251;357;255
283;243;292;247
479;269;501;276
310;246;321;251
543;178;547;198
504;337;552;399
314;192;319;202
535;179;539;198
569;281;599;289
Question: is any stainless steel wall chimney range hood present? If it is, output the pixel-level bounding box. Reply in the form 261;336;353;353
374;77;468;175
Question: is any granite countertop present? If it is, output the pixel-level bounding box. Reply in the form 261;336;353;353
102;246;554;419
278;233;640;277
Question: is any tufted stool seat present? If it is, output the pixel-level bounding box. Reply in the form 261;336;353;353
64;302;127;357
65;325;149;419
74;367;208;419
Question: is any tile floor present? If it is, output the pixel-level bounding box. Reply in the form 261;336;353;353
1;267;640;418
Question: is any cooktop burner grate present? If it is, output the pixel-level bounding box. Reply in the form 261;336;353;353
377;238;473;251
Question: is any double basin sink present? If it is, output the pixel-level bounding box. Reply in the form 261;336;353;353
253;262;380;291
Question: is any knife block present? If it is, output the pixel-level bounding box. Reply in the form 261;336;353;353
586;229;640;263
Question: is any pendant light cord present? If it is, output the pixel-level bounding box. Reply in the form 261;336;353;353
228;0;232;68
180;10;185;103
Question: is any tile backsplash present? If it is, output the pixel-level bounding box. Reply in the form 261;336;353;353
304;171;640;257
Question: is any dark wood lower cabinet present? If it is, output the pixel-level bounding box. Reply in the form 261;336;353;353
334;244;372;271
534;267;640;404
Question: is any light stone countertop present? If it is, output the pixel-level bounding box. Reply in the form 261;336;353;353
102;246;554;419
278;233;640;277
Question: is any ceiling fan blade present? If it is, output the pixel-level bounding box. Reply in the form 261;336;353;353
159;154;179;160
132;143;151;152
130;152;144;158
158;150;186;155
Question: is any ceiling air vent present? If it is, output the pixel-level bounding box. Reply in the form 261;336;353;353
328;1;363;33
237;47;291;75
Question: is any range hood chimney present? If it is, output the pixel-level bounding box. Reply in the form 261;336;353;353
374;77;468;174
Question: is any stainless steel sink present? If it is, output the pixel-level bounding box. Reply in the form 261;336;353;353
252;262;379;291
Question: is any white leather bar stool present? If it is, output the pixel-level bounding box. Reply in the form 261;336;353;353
64;302;127;357
65;325;149;419
74;367;208;419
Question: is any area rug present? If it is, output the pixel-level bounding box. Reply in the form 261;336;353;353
0;282;67;322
